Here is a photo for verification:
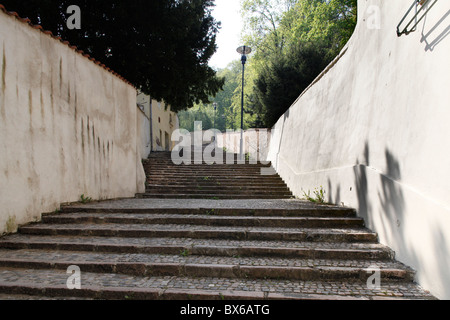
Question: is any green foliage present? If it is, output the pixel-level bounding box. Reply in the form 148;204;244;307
254;40;332;127
80;194;92;204
180;249;190;257
239;0;357;127
1;0;224;111
302;186;326;203
178;60;262;132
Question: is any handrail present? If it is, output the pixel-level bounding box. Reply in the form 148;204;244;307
397;0;439;37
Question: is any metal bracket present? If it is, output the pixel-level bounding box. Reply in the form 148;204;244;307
397;0;439;37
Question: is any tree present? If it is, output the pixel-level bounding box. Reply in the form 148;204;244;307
254;41;330;127
1;0;224;111
242;0;357;127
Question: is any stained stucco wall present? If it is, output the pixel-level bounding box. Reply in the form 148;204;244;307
267;0;450;299
217;129;271;163
0;9;146;235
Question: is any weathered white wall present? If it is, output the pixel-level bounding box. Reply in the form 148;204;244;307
267;0;450;299
0;9;146;235
137;107;151;159
217;129;271;162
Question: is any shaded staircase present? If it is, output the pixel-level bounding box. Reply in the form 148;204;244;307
140;150;293;199
0;149;435;300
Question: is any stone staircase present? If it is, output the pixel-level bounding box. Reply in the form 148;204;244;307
140;150;292;199
0;150;435;300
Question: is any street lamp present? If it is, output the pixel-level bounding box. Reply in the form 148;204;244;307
213;102;217;129
236;45;251;161
213;102;217;147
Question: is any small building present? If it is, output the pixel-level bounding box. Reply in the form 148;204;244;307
137;91;179;154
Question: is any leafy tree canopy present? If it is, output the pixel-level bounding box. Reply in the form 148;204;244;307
241;0;357;127
2;0;224;112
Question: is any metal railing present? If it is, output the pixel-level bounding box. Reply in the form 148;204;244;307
397;0;439;36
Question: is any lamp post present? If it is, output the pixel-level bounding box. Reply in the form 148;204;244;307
213;102;217;129
236;45;251;161
213;102;217;148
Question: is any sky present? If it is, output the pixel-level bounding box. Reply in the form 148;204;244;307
209;0;244;70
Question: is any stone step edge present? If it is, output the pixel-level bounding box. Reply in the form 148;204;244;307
136;194;295;199
0;282;380;300
59;207;357;217
0;260;414;282
145;185;290;189
17;227;378;242
40;216;365;228
141;190;294;195
0;242;393;260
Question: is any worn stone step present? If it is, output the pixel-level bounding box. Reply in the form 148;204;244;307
0;249;415;282
147;176;286;187
136;194;294;199
146;185;291;192
59;206;357;218
143;189;292;196
146;160;269;165
0;268;434;300
145;167;272;173
17;224;378;242
145;181;289;188
0;235;393;259
145;165;270;174
40;213;364;228
144;165;272;170
147;172;275;178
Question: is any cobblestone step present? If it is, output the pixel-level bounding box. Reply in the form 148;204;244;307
145;181;289;188
0;236;392;259
39;213;364;228
0;249;415;281
137;194;295;199
0;268;434;300
0;149;435;300
17;224;378;242
61;204;356;216
146;184;291;191
143;189;292;196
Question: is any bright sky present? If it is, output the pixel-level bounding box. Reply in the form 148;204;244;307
209;0;244;70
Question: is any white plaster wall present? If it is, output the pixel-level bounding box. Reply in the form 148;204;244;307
0;10;146;234
137;108;151;159
217;129;271;162
267;0;450;299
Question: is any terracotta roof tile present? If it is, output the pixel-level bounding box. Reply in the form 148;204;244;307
0;3;134;88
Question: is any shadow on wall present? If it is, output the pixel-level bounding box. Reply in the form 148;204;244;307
327;179;341;206
353;143;407;253
353;143;371;223
421;9;450;51
351;142;450;298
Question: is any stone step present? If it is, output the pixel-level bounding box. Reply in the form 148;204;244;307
0;235;393;259
17;224;378;242
146;185;291;192
146;169;277;178
40;213;364;228
145;165;272;170
0;268;434;300
136;193;294;199
144;181;289;187
145;159;268;165
59;206;358;218
0;249;415;282
143;189;292;196
147;175;286;181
